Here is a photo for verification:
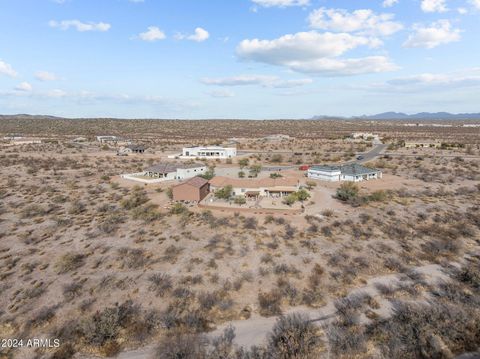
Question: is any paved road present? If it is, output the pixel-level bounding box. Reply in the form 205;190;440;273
355;143;388;164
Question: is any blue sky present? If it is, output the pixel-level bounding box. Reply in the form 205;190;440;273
0;0;479;118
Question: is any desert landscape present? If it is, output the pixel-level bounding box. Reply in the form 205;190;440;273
0;117;479;359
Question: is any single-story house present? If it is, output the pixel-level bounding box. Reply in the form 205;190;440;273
209;176;299;198
144;162;207;181
117;144;146;155
308;163;382;182
96;135;118;143
172;177;210;202
182;146;237;159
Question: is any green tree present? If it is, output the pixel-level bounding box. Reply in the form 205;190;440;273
283;193;297;206
215;185;233;199
238;171;245;178
238;158;249;169
270;173;283;179
199;166;215;180
249;164;262;177
296;189;310;202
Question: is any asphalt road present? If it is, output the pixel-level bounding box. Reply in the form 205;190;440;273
355;143;388;164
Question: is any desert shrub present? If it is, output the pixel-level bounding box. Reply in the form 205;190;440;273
99;212;125;234
234;196;246;205
208;326;236;359
258;289;282;316
55;253;85;274
267;313;322;359
244;217;258;229
170;203;188;215
20;204;47;218
63;281;84;301
148;273;173;296
50;343;76;359
121;187;149;209
131;203;163;222
368;301;480;358
28;305;57;327
326;322;367;357
68;201;86;215
154;332;207;359
81;300;141;347
118;247;148;269
335;182;359;202
308;264;324;288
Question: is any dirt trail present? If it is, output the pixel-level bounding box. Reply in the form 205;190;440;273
81;263;448;359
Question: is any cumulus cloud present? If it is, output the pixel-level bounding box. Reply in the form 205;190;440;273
0;59;17;77
176;27;209;42
201;75;313;88
308;8;403;36
421;0;448;12
49;20;111;32
251;0;309;7
35;71;58;81
138;26;166;41
403;20;461;49
382;0;399;8
470;0;480;9
236;31;396;76
15;82;32;92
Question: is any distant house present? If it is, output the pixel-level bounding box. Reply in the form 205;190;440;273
117;144;146;155
96;135;118;144
404;141;441;148
263;134;291;141
73;137;87;143
144;162;207;181
182;146;237;159
209;176;299;198
308;163;382;182
172;177;210;202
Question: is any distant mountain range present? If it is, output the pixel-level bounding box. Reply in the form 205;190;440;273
312;112;480;120
0;112;479;121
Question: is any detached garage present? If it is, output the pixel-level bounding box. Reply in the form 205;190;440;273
172;177;210;202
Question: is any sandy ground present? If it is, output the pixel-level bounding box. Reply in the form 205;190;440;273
91;263;450;359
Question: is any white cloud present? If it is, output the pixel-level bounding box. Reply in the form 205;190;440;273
0;59;17;77
365;68;480;92
470;0;480;9
201;75;313;88
138;26;166;41
35;71;58;81
49;20;111;32
403;20;461;49
47;89;67;98
15;82;32;92
251;0;309;8
308;8;403;36
421;0;448;12
208;89;235;98
457;7;467;14
236;31;396;76
382;0;399;8
176;27;210;42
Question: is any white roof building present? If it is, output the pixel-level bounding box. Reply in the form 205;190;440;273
181;146;237;159
308;164;382;182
